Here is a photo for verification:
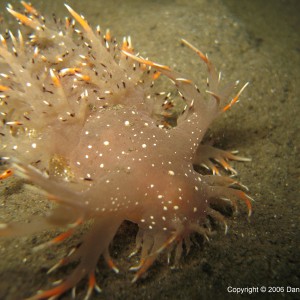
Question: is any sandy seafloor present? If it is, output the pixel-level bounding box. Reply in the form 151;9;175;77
0;0;299;299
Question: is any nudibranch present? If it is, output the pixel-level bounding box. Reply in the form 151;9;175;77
0;2;252;299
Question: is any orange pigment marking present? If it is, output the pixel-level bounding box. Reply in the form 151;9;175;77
0;169;13;180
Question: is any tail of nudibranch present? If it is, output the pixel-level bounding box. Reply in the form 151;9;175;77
0;2;160;168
